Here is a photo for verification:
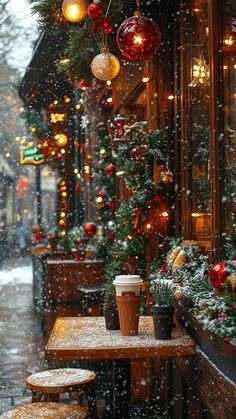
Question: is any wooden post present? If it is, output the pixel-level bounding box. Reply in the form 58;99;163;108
35;166;41;226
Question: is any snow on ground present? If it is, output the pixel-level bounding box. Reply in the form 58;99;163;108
0;265;32;287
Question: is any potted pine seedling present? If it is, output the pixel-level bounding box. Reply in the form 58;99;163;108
150;278;175;340
103;282;120;330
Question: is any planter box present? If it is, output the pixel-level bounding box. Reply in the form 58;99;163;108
175;304;236;384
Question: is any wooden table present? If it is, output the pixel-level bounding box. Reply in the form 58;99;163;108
45;316;196;418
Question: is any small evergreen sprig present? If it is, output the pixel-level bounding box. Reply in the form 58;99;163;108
150;277;174;307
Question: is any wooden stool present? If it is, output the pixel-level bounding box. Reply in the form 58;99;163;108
26;369;96;418
0;402;87;418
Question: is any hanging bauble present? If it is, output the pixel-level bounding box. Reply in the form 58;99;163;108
105;163;116;175
209;262;229;290
83;222;97;237
98;189;105;197
62;0;87;23
95;196;106;208
55;133;68;147
87;2;103;19
102;18;112;34
91;48;120;81
117;12;161;61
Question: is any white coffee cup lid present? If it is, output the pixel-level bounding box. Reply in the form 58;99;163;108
113;275;142;284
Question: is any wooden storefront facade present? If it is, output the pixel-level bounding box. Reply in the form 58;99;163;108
19;0;236;417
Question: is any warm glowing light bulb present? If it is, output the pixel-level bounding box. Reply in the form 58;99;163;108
74;168;79;174
62;0;87;23
106;80;112;86
162;212;169;218
134;34;144;45
146;223;152;230
168;95;174;100
142;77;150;83
84;165;90;174
55;133;68;147
107;97;113;103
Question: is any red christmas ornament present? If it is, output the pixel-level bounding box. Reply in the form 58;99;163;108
105;163;116;176
87;2;103;19
92;16;112;34
102;17;112;34
98;189;105;197
117;14;161;61
34;231;44;241
209;262;229;290
79;79;92;88
75;183;82;192
83;222;97;237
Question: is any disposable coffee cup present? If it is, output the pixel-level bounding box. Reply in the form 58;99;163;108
113;275;143;336
113;275;143;296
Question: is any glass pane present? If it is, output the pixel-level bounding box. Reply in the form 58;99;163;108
223;2;236;257
187;1;211;240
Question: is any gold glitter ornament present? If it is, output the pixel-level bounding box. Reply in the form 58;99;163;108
91;48;120;81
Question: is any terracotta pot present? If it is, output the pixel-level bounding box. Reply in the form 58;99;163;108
152;305;175;340
103;307;120;330
116;293;140;336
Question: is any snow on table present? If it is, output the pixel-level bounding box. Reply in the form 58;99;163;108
45;316;196;361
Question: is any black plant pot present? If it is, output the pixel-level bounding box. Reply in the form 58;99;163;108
151;305;175;340
103;307;120;330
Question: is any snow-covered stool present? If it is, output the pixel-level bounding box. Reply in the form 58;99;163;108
0;402;87;418
26;368;97;418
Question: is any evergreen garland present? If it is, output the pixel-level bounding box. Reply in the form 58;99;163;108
151;243;236;344
32;0;134;80
104;127;168;299
21;107;51;139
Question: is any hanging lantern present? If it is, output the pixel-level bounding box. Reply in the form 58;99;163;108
114;116;126;142
189;56;210;87
55;133;68;147
91;47;120;81
223;17;236;53
87;2;103;19
117;4;161;61
62;0;87;23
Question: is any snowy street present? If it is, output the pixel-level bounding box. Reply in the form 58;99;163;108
0;258;45;414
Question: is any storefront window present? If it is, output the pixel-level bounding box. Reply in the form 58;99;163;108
180;0;211;240
223;1;236;257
